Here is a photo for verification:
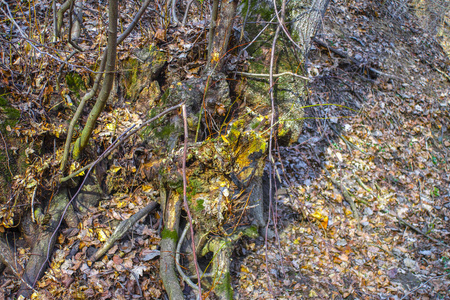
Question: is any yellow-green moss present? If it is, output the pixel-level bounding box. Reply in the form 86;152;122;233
65;72;86;98
242;225;259;238
161;228;178;242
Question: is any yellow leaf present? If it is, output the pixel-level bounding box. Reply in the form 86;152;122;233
96;228;109;242
311;210;327;221
110;165;122;173
212;52;220;62
241;265;250;273
106;123;116;131
344;207;352;216
117;200;127;209
320;218;329;230
221;135;229;144
142;184;153;192
309;289;317;297
70;162;84;176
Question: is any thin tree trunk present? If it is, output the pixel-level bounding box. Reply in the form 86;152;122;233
72;0;118;160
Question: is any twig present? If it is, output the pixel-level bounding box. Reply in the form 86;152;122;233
272;0;303;52
354;175;372;193
181;104;202;298
0;238;35;293
31;186;37;223
117;0;152;44
182;0;194;26
400;273;449;300
265;0;287;295
60;0;153;171
236;16;274;62
56;50;77;94
56;0;74;38
67;0;82;51
395;215;449;248
0;0;96;73
325;168;361;228
235;71;310;80
171;0;179;24
432;66;450;81
127;265;144;297
329;124;365;154
239;0;251;43
206;0;219;70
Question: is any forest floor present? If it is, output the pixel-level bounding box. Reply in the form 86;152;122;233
233;1;450;299
0;0;449;299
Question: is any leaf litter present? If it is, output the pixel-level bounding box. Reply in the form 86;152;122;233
0;0;449;299
233;1;450;299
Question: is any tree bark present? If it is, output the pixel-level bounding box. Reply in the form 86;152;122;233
206;0;239;72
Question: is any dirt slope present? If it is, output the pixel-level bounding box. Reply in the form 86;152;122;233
233;1;450;299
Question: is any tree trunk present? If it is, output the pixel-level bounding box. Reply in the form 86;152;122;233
72;0;118;160
206;0;239;72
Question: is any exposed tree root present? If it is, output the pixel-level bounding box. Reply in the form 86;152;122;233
18;188;70;298
160;190;183;300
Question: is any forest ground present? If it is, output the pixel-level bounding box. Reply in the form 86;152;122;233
233;1;450;299
0;0;449;299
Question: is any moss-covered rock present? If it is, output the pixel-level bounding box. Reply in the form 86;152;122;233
121;45;166;103
65;72;86;98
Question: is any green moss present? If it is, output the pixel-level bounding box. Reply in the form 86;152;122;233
154;124;176;139
122;46;166;101
139;125;153;140
0;95;24;202
188;178;203;195
123;58;140;99
160;89;170;105
0;96;20;130
195;199;205;212
216;271;233;299
243;225;259;238
0;96;8;106
65;72;86;98
161;228;178;242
